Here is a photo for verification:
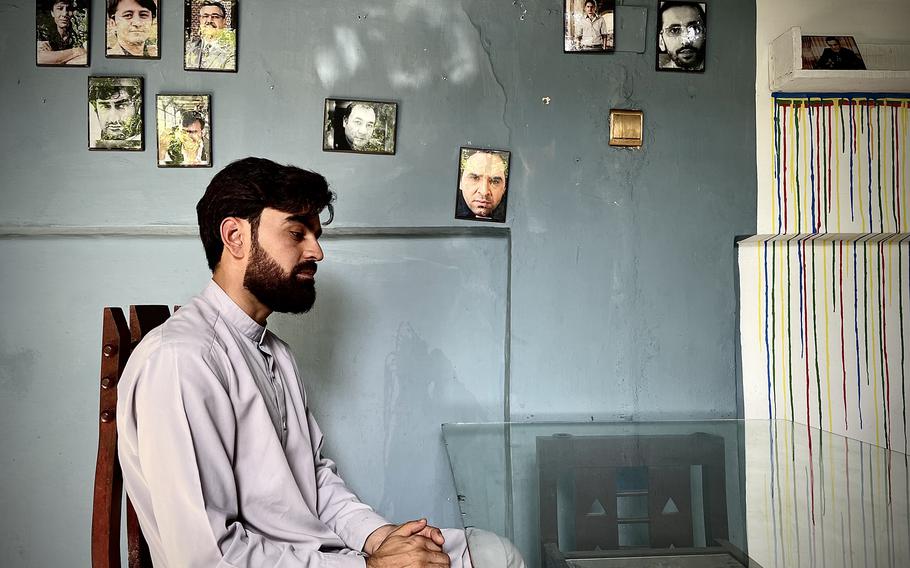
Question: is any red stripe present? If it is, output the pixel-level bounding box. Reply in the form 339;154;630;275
880;243;891;449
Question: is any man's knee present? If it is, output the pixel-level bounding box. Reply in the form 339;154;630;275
465;527;526;568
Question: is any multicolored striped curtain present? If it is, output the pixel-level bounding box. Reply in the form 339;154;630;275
741;95;910;452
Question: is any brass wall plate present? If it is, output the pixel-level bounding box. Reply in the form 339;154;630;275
609;109;643;148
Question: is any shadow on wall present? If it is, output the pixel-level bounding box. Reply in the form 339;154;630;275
378;322;485;516
313;1;484;89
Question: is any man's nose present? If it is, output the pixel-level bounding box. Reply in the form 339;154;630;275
480;179;493;197
304;238;324;262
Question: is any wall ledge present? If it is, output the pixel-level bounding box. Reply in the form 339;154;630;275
737;232;910;245
0;225;511;239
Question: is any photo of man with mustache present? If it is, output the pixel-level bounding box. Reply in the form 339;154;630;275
184;0;237;71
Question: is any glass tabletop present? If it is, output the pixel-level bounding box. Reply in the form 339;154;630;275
442;419;910;568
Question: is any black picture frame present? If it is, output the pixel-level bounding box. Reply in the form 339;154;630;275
322;98;398;156
87;76;145;151
184;0;238;72
105;0;161;59
156;93;213;168
454;146;511;224
563;0;616;53
36;0;90;67
655;1;707;73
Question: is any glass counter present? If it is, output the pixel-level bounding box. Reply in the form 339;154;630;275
442;420;910;568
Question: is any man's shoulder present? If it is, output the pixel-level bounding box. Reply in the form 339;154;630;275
130;292;228;363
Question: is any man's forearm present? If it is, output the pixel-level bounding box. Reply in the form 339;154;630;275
37;46;84;64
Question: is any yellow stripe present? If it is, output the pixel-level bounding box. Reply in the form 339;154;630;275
858;101;867;233
903;103;908;233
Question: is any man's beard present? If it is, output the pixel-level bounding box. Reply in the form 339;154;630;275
671;45;702;68
243;236;317;314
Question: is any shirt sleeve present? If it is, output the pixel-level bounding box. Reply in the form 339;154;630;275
131;343;369;568
306;411;391;551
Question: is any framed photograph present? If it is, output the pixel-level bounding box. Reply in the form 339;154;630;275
801;36;866;70
564;0;615;53
454;147;511;223
184;0;238;72
656;1;706;72
36;1;89;66
88;76;144;151
323;99;397;155
156;94;212;167
106;0;159;58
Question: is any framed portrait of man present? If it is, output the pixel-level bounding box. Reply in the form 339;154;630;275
88;76;144;151
36;0;89;66
106;0;159;59
454;147;511;223
564;0;615;53
184;0;238;72
156;94;213;168
323;98;397;155
801;35;866;70
656;1;707;72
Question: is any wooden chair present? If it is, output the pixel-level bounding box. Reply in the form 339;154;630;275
92;306;172;568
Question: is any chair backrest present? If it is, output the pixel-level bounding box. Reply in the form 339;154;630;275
92;305;172;568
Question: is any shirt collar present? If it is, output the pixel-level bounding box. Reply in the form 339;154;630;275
202;280;268;344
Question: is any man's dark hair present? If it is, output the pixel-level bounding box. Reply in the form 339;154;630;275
658;1;705;30
825;36;840;44
196;157;335;271
88;79;140;108
107;0;157;18
47;0;78;9
181;111;205;129
342;102;375;122
199;0;226;18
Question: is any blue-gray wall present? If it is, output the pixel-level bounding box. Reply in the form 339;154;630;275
0;0;756;565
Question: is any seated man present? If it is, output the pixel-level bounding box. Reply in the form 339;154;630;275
117;157;525;567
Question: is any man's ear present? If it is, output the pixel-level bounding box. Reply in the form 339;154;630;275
658;32;666;53
220;217;248;261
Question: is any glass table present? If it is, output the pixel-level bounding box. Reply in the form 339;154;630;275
442;420;910;568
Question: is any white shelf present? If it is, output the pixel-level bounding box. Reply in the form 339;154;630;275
769;27;910;93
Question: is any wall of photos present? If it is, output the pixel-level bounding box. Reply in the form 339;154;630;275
0;0;758;565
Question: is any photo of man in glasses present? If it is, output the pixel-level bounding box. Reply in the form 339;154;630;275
657;1;706;71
